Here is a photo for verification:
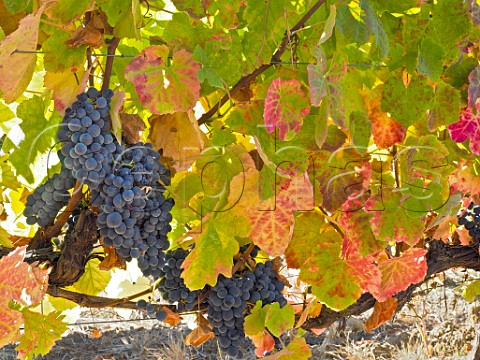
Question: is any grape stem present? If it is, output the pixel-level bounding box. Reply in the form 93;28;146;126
232;243;256;275
44;180;83;239
101;37;120;92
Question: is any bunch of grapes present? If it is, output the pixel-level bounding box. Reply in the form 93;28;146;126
135;298;167;321
157;248;206;311
24;165;76;226
207;275;249;358
95;142;174;277
246;261;287;307
57;88;116;190
458;201;480;243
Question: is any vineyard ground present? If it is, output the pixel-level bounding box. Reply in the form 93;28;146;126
0;268;478;360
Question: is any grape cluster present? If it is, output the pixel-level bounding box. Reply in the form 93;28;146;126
24;165;76;226
135;299;167;321
246;261;287;307
95;142;174;277
58;88;115;190
207;275;249;358
458;202;480;243
158;248;205;311
207;260;287;358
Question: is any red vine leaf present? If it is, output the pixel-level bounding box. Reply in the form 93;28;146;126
251;330;275;358
377;247;428;301
0;4;45;103
125;45;201;114
447;104;480;155
264;78;310;141
247;172;314;256
365;298;398;332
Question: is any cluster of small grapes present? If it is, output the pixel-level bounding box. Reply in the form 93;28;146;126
24;165;76;226
135;298;167;321
458;202;480;243
94;143;174;277
157;248;206;311
207;275;249;358
57;88;116;189
207;260;287;358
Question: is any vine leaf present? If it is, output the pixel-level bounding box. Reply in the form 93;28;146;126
286;212;326;269
149;111;206;172
0;3;45;103
125;45;201;114
349;111;372;154
245;172;314;256
44;0;95;24
428;81;461;131
299;234;381;311
307;46;327;106
448;160;480;197
264;78;310;141
364;190;424;246
377;247;428;301
262;338;311;360
0;226;13;248
15;309;67;360
447;104;480;155
340;194;386;258
65;259;111;296
363;88;406;148
468;67;480;108
181;224;239;290
251;330;276;358
44;68;88;115
463;279;480;303
0;247;49;348
264;303;295;338
364;298;398;332
184;314;214;347
381;74;433;128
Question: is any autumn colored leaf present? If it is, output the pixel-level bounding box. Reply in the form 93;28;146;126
181;225;239;290
299;236;381;311
286;212;326;269
0;226;13;248
119;113;145;144
381;74;433;128
0;4;45;103
432;215;457;242
244;301;268;336
264;78;310;141
246;172;314;256
295;298;323;329
15;309;67;360
0;247;49;348
349;111;372;154
264;303;295;338
428;81;461;131
125;45;201;114
184;314;214;347
262;338;312;360
463;279;480;302
364;190;424;246
307;46;327;106
448;160;480;198
365;298;398;332
44;68;88;115
99;245;126;271
44;0;95;23
251;330;276;358
149;111;206;172
456;227;473;246
311;149;371;213
0;247;49;306
66;259;111;296
377;247;428;301
363;88;406;148
468;66;480;108
447;104;480;155
162;306;182;326
90;328;103;338
340;193;386;258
